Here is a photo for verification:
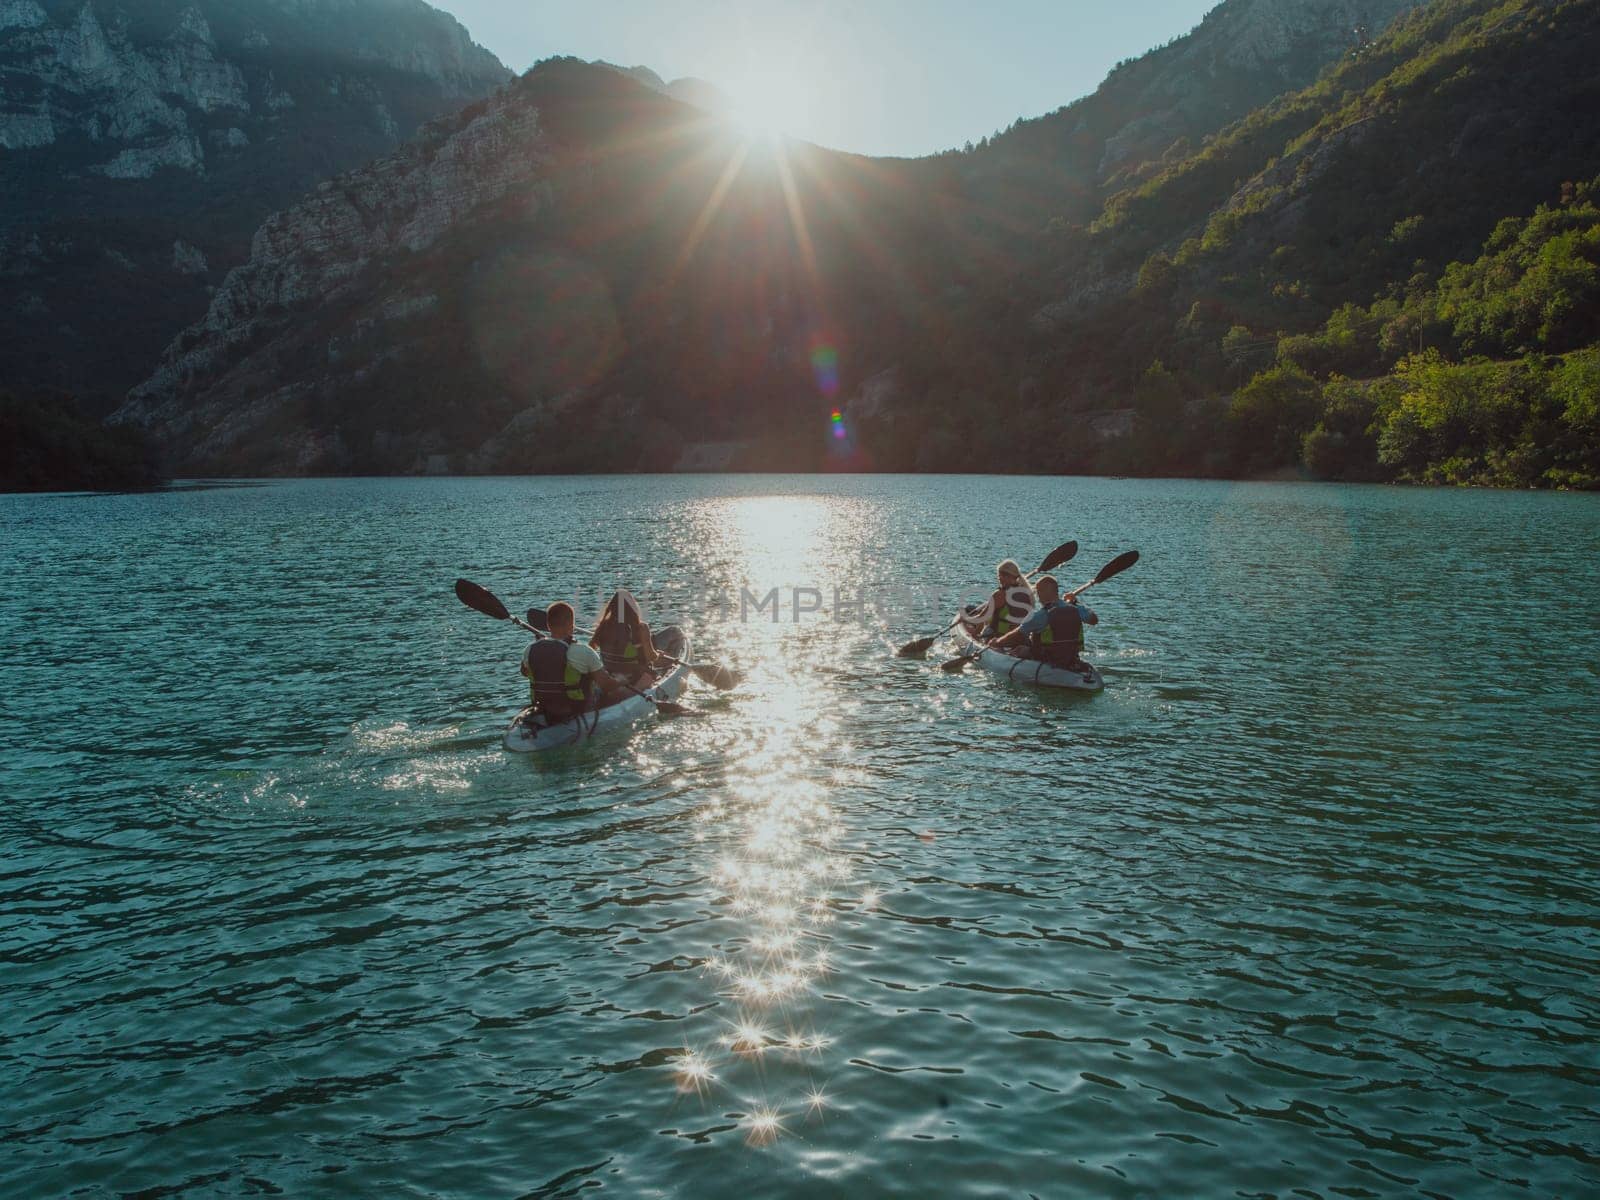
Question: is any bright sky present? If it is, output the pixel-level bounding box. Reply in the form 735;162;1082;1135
443;0;1221;158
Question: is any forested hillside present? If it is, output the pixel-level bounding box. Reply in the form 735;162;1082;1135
943;0;1600;486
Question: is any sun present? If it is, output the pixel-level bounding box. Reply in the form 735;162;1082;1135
724;68;804;144
731;95;788;142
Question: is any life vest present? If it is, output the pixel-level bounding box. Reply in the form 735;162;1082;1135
1030;602;1084;666
990;584;1034;637
524;638;591;715
594;618;644;679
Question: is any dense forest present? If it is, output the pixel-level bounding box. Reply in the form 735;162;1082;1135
925;0;1600;487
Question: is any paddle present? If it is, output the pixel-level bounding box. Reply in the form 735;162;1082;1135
938;550;1139;673
897;539;1079;658
454;579;700;717
525;606;742;690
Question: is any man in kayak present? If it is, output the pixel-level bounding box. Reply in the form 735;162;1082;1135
590;588;664;686
962;558;1035;641
521;601;630;720
990;575;1097;667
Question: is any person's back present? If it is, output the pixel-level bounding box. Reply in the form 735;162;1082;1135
523;636;592;718
1030;600;1086;667
591;589;659;683
522;601;619;720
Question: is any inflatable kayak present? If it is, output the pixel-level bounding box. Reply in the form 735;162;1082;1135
953;614;1103;692
504;626;691;752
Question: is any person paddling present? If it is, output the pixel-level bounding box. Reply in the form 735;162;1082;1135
521;601;629;721
590;588;662;686
990;575;1097;667
962;558;1036;641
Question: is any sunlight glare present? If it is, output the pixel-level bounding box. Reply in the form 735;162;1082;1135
726;66;803;144
745;1105;784;1145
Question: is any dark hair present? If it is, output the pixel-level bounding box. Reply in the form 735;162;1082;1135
594;591;639;640
547;601;575;626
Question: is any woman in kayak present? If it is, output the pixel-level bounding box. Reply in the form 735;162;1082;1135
590;588;665;686
990;575;1097;667
962;559;1036;641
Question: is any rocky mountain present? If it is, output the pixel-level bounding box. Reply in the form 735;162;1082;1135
596;61;736;116
110;0;1597;488
959;0;1424;233
0;0;508;407
113;58;983;473
115;0;1432;477
976;0;1600;485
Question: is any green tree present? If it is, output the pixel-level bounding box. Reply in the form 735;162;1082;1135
1227;362;1321;472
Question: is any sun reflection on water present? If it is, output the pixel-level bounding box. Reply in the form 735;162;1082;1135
667;492;871;1147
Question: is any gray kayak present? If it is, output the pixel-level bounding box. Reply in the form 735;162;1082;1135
953;615;1104;692
504;625;691;752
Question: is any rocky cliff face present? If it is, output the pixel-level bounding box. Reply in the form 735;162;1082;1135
1;0;507;404
112;58;992;475
117;82;551;471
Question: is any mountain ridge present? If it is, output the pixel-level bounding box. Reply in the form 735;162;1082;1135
0;0;509;406
70;0;1600;488
111;0;1442;477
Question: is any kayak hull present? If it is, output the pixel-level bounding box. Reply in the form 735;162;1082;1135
503;626;691;752
953;614;1103;692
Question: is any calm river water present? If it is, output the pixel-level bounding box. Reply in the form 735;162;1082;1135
2;475;1596;1198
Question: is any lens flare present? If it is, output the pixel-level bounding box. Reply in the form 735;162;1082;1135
809;343;839;397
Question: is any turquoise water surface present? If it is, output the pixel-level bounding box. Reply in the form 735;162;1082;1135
2;475;1597;1198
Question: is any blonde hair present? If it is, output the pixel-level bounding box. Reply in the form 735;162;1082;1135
997;559;1023;580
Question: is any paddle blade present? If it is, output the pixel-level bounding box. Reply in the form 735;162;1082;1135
524;607;549;632
690;662;742;690
455;578;509;621
897;636;936;658
1094;550;1140;585
939;654;974;673
1035;540;1079;575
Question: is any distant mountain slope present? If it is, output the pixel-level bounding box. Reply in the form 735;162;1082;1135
985;0;1600;481
958;0;1424;233
113;58;991;473
0;0;508;407
114;0;1415;477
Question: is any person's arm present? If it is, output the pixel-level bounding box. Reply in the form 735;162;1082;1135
564;643;625;697
963;594;998;636
591;669;628;697
1075;603;1098;626
637;621;661;669
993;606;1047;648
